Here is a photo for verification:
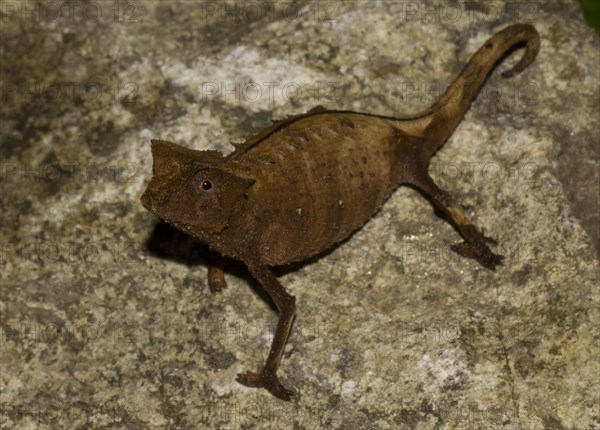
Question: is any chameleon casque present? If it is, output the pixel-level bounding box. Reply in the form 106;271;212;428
141;24;540;400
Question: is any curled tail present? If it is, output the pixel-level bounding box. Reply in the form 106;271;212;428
419;24;540;161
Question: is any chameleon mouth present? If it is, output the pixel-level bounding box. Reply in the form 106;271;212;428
140;189;156;214
140;188;174;220
140;188;200;233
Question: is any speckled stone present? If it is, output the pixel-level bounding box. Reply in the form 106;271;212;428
1;1;598;429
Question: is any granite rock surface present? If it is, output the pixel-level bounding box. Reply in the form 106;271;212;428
1;1;598;429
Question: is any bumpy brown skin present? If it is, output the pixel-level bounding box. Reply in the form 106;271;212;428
141;24;540;400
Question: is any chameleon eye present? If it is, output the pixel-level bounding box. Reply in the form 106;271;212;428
202;180;213;191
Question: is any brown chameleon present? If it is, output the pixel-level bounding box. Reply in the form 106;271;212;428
141;24;540;400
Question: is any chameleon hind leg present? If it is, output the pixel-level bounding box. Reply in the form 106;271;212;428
206;252;295;400
406;170;504;270
236;259;296;401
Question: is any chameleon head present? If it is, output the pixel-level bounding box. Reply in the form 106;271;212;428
141;139;255;236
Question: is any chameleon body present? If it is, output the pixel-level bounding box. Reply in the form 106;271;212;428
141;24;540;400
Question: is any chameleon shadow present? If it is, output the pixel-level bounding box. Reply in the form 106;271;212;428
144;220;208;267
143;220;278;309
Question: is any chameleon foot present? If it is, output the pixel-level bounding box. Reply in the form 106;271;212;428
207;274;227;293
236;370;294;401
208;254;228;293
451;241;504;271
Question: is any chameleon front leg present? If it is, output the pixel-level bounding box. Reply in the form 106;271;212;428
236;259;296;401
207;252;227;293
408;171;504;270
